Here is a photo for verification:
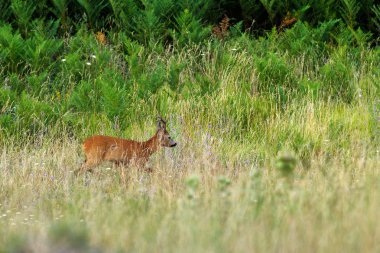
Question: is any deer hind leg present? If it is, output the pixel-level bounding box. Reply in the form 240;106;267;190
75;150;104;175
78;159;99;174
75;160;96;175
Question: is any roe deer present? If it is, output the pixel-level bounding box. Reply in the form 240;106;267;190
76;117;176;174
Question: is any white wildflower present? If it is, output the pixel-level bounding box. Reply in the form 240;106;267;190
358;89;362;98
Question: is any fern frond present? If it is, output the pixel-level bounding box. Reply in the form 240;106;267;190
339;0;360;28
371;5;380;32
11;0;35;34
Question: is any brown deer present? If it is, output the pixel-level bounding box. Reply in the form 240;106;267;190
76;117;176;174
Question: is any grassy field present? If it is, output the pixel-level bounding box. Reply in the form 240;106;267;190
1;96;379;252
1;2;380;250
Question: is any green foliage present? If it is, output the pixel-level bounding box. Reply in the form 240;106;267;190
259;0;277;23
171;9;211;47
186;174;200;199
99;78;127;120
339;0;360;28
253;51;296;101
49;223;94;252
371;5;380;32
68;80;100;113
0;24;63;75
0;25;25;74
108;0;140;32
0;5;379;137
76;0;109;29
5;92;57;136
217;176;231;192
25;35;63;73
1;0;380;41
275;153;297;176
10;0;35;35
0;1;11;23
320;47;355;102
277;20;339;57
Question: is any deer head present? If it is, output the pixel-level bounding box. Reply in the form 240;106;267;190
157;116;177;147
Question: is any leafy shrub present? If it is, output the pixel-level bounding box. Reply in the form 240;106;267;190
253;52;296;98
100;78;128;120
25;71;50;95
0;25;25;74
170;9;211;47
299;78;321;98
277;20;339;59
320;48;355;102
14;92;57;135
24;34;63;73
4;73;24;94
11;0;36;35
68;80;100;113
136;63;167;98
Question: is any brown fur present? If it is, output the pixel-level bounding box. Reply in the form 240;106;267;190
76;118;176;174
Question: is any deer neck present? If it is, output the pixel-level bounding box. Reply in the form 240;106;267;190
142;132;160;156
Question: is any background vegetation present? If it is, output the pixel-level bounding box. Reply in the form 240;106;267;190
0;0;379;252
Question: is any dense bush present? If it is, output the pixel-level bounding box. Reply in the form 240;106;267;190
0;0;379;139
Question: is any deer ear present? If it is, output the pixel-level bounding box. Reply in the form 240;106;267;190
157;118;163;130
157;115;166;130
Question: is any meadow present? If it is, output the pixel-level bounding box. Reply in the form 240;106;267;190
1;0;380;252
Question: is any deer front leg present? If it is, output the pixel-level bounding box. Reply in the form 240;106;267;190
137;158;153;173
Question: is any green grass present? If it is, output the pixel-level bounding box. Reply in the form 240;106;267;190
1;15;380;252
0;97;379;252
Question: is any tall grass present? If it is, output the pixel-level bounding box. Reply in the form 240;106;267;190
0;98;379;252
